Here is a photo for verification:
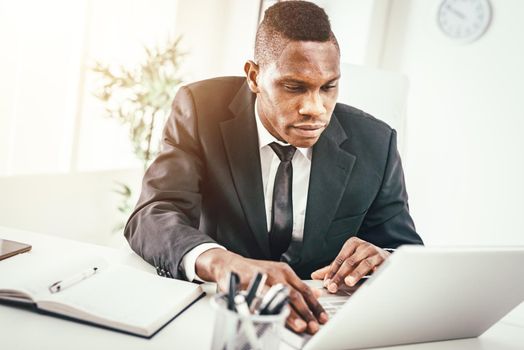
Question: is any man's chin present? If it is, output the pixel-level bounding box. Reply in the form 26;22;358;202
286;126;325;148
289;137;320;148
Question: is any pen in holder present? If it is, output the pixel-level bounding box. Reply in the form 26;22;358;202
210;293;289;350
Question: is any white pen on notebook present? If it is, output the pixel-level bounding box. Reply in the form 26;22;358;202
48;267;98;293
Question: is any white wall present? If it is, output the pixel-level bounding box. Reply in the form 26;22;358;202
0;1;87;175
316;0;391;66
379;0;524;245
77;0;179;172
0;0;178;244
0;0;178;176
173;0;260;82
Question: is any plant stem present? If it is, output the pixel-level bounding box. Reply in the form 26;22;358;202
144;108;158;170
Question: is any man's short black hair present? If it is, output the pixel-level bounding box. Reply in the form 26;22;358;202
254;0;340;66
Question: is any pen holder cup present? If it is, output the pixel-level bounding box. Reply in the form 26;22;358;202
210;293;289;350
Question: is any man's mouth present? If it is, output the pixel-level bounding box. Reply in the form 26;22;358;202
291;124;325;137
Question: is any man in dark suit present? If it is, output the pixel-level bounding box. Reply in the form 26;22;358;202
125;1;422;335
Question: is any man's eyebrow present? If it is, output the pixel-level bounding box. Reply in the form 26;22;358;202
324;75;341;84
278;77;307;84
278;75;341;85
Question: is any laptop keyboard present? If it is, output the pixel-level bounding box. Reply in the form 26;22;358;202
280;288;355;349
319;288;353;316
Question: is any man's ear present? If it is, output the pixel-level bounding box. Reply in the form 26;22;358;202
244;60;260;93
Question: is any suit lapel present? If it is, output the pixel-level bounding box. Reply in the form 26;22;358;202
220;83;271;258
301;115;356;262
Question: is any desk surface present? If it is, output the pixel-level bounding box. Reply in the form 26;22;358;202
1;226;523;350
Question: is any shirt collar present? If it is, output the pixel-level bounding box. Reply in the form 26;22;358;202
254;98;312;160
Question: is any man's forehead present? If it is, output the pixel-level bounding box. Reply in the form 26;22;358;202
264;41;339;83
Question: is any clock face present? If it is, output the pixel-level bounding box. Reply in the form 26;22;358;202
437;0;492;43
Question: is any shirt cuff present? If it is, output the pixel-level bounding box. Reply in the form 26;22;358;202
181;243;226;282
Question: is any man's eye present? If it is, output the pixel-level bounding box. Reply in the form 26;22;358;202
284;85;304;92
322;85;337;91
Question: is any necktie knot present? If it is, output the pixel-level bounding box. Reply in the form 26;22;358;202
269;142;296;162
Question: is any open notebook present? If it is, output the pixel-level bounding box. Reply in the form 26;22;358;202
0;252;203;338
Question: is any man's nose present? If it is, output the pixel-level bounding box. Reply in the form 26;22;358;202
299;91;327;117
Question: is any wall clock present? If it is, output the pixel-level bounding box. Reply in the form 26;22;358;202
437;0;492;43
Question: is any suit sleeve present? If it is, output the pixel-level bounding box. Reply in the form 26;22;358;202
124;86;217;280
357;129;423;248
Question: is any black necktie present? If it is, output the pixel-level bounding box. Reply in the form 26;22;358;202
268;142;297;260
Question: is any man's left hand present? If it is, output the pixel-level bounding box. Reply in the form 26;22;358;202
311;237;391;293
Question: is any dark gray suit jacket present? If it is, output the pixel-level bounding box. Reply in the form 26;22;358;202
124;76;423;280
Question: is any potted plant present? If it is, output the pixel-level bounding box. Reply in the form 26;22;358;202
92;36;185;231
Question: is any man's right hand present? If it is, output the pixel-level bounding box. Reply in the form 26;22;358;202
195;248;328;334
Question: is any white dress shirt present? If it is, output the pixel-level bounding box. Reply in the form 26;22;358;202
180;99;313;281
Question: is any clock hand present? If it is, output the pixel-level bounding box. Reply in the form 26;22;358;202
445;4;466;20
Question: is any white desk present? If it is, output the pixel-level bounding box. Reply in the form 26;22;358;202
1;226;523;350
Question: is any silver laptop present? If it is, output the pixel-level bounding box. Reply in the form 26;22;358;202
282;245;524;350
